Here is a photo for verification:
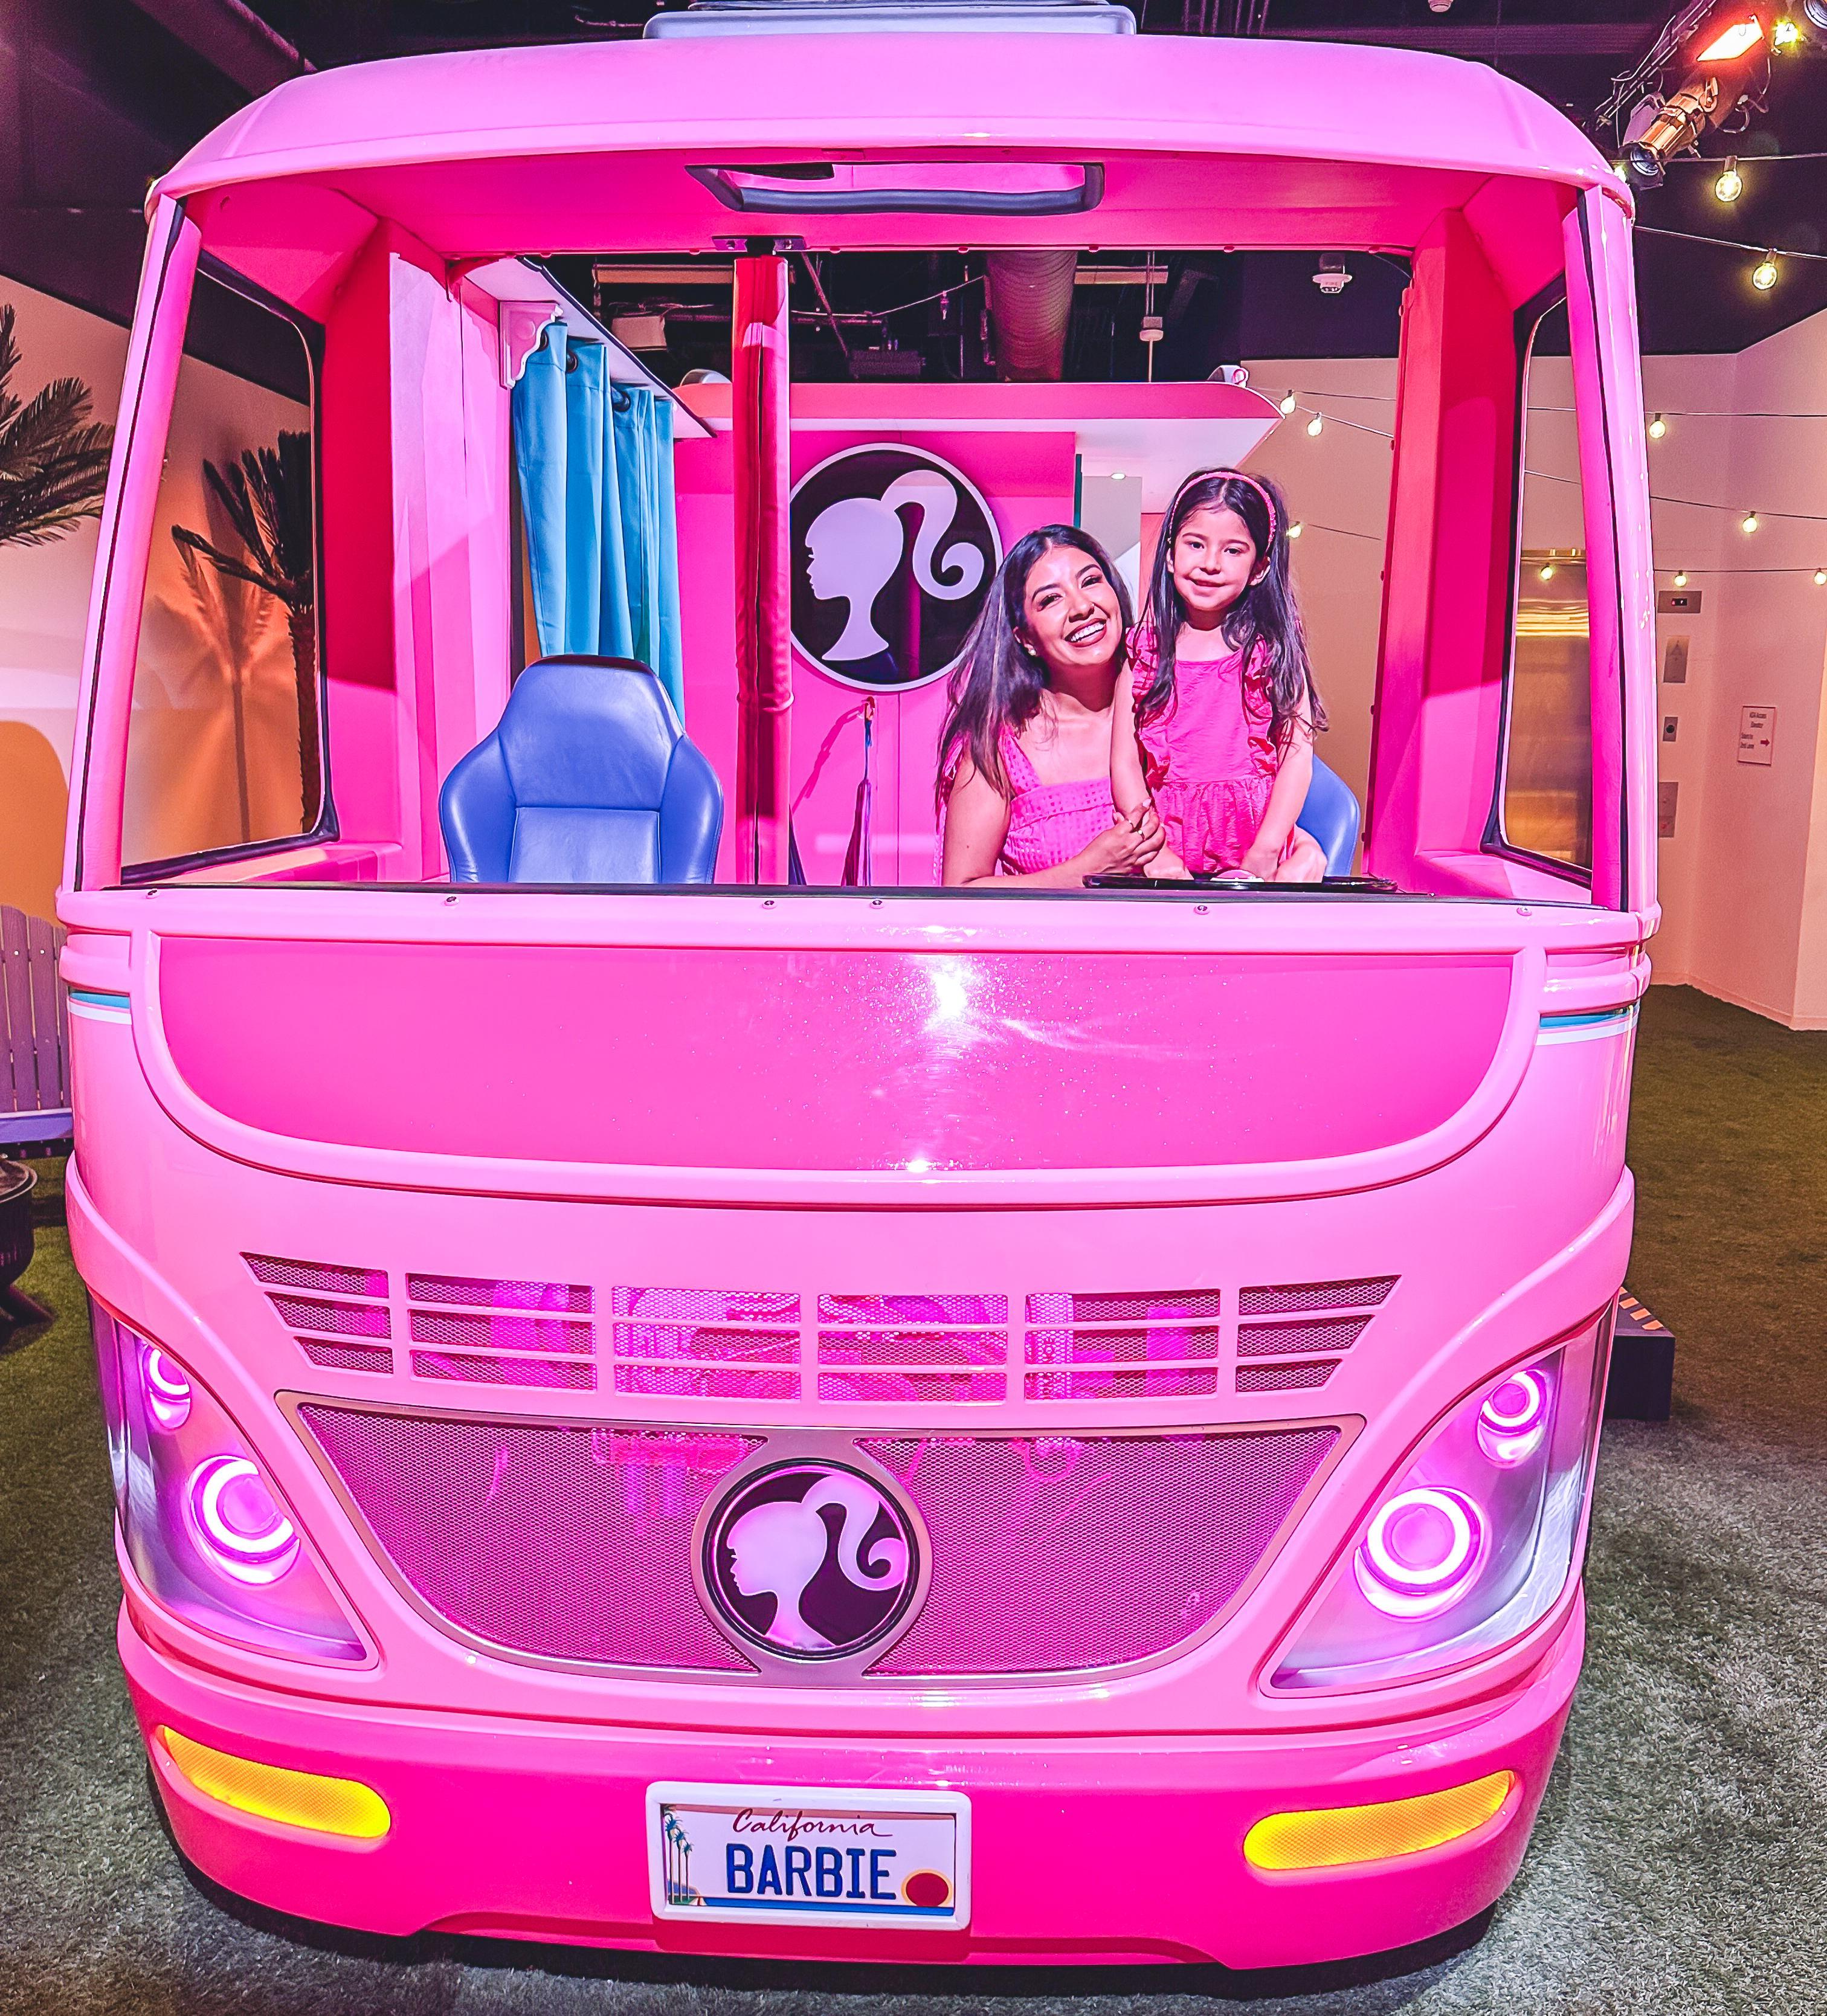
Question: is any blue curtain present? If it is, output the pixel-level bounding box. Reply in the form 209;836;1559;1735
513;326;684;717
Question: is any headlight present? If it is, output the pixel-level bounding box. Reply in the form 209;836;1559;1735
1272;1313;1609;1692
90;1299;366;1663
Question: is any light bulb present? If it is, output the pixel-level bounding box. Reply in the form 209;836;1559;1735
1109;469;1126;481
1774;17;1801;47
1715;157;1744;202
1673;570;1689;588
1287;521;1304;539
1539;562;1556;581
1744;511;1761;533
1306;413;1324;437
1648;413;1668;439
1753;252;1780;291
1697;19;1764;61
1278;389;1298;415
1814;569;1825;585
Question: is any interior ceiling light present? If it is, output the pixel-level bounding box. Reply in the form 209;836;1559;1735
1753;250;1780;288
1715;155;1744;199
1312;254;1353;297
1109;469;1126;480
1649;413;1669;437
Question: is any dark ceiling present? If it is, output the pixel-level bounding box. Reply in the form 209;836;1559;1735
5;0;1826;356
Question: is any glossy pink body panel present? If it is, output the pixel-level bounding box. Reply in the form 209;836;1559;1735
62;25;1656;1970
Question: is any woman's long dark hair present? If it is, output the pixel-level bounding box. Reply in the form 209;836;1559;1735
935;524;1132;805
1137;469;1325;753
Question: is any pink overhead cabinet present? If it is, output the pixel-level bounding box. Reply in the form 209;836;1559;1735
62;8;1653;1972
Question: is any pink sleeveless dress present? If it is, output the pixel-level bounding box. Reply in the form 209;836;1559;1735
938;726;1116;879
1130;624;1278;875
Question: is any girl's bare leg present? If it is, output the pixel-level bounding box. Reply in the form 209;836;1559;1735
1272;833;1329;883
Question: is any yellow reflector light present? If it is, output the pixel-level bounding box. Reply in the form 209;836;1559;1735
1245;1768;1516;1872
158;1727;390;1841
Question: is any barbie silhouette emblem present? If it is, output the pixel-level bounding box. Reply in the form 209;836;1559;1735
790;445;1000;691
697;1452;927;1671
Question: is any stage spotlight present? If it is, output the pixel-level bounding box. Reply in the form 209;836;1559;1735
1623;7;1774;185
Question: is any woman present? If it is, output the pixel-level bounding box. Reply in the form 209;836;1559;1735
937;526;1165;886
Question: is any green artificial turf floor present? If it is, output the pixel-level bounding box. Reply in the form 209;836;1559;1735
2;984;1822;2014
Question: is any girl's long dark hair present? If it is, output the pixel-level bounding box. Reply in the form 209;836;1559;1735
1137;469;1325;753
935;524;1132;804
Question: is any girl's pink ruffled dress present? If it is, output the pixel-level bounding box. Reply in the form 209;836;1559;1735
938;727;1116;878
1129;624;1278;875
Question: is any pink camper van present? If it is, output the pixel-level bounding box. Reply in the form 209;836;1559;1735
63;0;1653;1972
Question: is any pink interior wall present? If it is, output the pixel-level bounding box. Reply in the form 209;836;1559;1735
677;424;1072;886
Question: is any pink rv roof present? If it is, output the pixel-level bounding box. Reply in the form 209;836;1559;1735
153;32;1628;257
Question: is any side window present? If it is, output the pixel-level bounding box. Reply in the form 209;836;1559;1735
1500;298;1593;873
121;263;324;871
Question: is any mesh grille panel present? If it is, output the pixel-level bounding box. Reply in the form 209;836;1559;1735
1025;1367;1219;1401
301;1408;759;1666
818;1370;1007;1403
1239;1277;1396;1316
410;1351;596;1390
300;1339;392;1374
817;1330;1009;1368
1025;1290;1220;1325
408;1310;592;1354
245;1254;386;1299
615;1286;799;1325
1236;1316;1371;1359
819;1293;1008;1325
408;1274;592;1313
614;1325;798;1366
614;1365;799;1400
1236;1360;1341;1392
1025;1324;1222;1367
863;1428;1335;1674
270;1295;392;1339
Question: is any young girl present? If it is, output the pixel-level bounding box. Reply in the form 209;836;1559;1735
1112;468;1328;882
938;524;1166;886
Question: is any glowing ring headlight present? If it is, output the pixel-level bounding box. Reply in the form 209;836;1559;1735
1354;1487;1486;1618
141;1344;193;1431
1477;1366;1552;1464
186;1455;300;1585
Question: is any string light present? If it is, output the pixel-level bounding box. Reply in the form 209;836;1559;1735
1715;156;1744;202
1816;568;1826;585
1539;560;1556;581
1306;412;1324;437
1287;521;1304;539
1743;510;1761;533
1674;570;1689;588
1649;413;1668;438
1775;16;1802;47
1753;251;1780;289
1278;389;1298;415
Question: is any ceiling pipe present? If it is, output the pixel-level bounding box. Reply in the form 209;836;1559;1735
985;249;1078;381
127;0;309;97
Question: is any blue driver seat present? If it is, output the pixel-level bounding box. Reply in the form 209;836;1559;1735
440;656;723;884
1295;754;1362;876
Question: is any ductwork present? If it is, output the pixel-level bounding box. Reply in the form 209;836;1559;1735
985;249;1078;381
127;0;308;96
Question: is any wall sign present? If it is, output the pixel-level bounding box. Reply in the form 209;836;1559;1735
790;445;1002;691
1738;706;1776;766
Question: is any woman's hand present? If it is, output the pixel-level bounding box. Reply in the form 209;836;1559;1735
1081;800;1169;878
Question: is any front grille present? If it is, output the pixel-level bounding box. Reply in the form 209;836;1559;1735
246;1254;396;1377
1231;1277;1397;1392
862;1428;1336;1674
817;1294;1008;1405
1025;1290;1222;1401
301;1408;1335;1679
246;1253;387;1299
300;1406;759;1668
404;1278;596;1393
613;1286;800;1400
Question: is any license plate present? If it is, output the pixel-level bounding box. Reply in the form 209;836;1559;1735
646;1782;971;1930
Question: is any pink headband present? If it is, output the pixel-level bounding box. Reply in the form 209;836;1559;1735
1166;466;1278;552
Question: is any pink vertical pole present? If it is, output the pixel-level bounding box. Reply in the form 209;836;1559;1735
732;251;793;884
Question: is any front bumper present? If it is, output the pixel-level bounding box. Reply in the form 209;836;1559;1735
124;1591;1583;1969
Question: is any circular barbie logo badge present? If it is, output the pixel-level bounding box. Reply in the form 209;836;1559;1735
789;445;1002;692
698;1455;924;1667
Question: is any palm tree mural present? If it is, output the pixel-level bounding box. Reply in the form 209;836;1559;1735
170;430;321;829
0;304;114;550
